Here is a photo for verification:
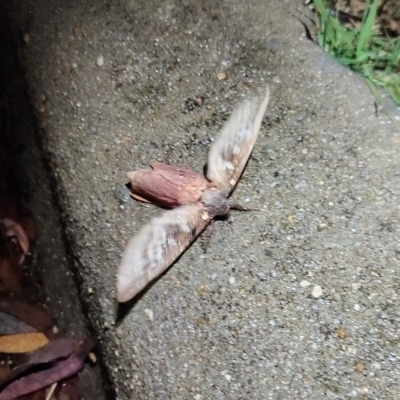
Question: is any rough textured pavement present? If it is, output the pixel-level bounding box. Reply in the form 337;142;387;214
8;0;400;398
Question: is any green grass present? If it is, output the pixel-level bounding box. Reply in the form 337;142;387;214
312;0;400;106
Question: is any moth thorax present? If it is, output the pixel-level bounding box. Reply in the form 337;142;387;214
201;188;230;218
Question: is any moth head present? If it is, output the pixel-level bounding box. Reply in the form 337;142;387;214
201;188;230;218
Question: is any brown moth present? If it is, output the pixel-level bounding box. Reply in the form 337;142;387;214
117;87;270;302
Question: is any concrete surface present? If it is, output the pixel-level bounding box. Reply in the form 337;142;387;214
0;4;108;399
8;0;400;398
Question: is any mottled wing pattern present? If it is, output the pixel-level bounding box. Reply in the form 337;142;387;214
206;87;270;192
117;204;210;302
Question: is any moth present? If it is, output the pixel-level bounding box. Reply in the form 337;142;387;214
117;87;270;302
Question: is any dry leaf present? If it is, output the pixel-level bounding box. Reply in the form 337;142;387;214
0;337;94;400
1;218;30;257
0;311;36;335
0;333;48;353
0;365;10;382
0;257;21;293
0;299;54;334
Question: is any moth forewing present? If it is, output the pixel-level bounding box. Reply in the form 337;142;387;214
207;86;270;191
117;204;210;302
127;161;209;208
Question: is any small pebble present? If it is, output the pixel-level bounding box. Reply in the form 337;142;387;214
336;326;346;339
311;285;323;298
300;280;310;288
144;309;154;321
333;292;341;301
229;277;236;285
224;374;232;382
317;223;327;231
347;346;356;355
371;362;381;370
242;282;253;291
257;272;267;281
354;304;360;311
93;200;103;213
114;184;130;204
355;363;365;373
196;284;207;298
97;55;104;67
294;180;308;189
210;273;218;281
217;72;227;80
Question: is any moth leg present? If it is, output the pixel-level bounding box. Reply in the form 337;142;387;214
202;219;215;253
229;203;258;212
130;193;151;203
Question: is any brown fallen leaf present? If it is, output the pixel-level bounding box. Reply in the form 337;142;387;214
0;217;32;293
0;311;36;335
0;197;37;245
1;218;30;259
0;257;21;293
0;336;94;400
0;366;9;382
18;390;45;400
0;299;55;335
0;201;37;287
0;333;48;353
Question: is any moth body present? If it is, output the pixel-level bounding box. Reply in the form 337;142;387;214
200;188;230;218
